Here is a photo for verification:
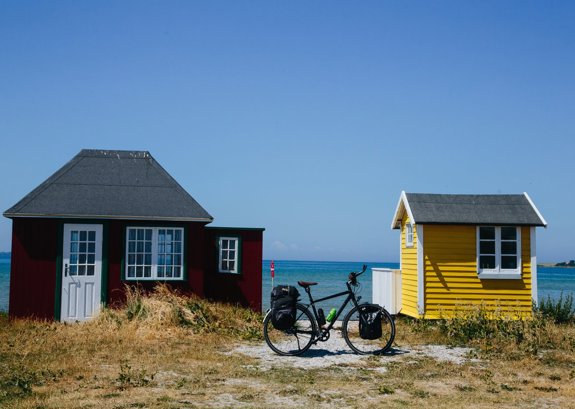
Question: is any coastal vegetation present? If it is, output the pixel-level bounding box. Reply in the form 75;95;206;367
1;285;574;408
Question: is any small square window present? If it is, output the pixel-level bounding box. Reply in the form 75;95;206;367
218;237;240;274
477;226;521;279
405;223;414;248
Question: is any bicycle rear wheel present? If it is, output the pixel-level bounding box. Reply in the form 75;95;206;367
342;304;395;355
263;303;317;356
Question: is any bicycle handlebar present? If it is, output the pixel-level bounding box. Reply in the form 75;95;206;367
348;264;367;286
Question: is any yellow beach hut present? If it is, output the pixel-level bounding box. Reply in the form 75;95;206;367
390;192;547;319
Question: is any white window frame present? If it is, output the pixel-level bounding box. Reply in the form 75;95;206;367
405;223;414;248
218;236;239;274
476;226;522;279
125;227;185;281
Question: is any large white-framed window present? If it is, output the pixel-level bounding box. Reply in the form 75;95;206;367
218;237;240;274
125;227;184;280
405;223;414;248
477;226;521;279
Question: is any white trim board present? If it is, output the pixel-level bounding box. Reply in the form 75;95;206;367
531;227;538;307
416;224;425;316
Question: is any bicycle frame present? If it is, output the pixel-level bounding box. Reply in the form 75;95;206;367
300;281;362;340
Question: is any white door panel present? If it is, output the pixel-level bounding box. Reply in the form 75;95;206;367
61;224;103;322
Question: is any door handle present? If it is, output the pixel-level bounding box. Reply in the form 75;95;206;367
64;264;68;277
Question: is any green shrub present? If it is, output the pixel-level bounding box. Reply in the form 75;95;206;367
537;292;574;324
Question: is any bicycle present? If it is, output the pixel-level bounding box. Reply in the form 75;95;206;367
263;265;396;356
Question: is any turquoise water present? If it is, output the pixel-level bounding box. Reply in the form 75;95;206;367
0;259;9;312
0;258;573;313
261;260;575;313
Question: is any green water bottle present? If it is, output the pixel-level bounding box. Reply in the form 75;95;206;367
326;308;337;323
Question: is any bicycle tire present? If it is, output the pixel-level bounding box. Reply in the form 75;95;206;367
342;303;395;355
263;303;317;356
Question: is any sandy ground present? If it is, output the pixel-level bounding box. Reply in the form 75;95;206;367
233;328;479;371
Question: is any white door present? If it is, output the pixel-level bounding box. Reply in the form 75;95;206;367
61;224;103;322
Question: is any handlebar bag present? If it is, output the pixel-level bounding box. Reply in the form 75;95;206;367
270;285;300;330
359;307;382;340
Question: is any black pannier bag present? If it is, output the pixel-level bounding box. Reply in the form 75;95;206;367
270;285;300;330
359;307;382;340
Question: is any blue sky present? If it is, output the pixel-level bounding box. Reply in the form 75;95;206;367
1;1;573;262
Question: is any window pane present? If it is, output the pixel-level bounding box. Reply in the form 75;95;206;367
501;227;517;241
145;254;152;265
479;241;495;254
87;266;94;276
480;256;496;269
88;231;96;241
71;231;79;241
144;267;151;278
479;227;495;240
221;260;228;271
79;254;86;264
166;267;172;277
501;241;517;255
78;266;86;276
502;256;517;269
88;254;95;264
88;243;95;253
137;229;144;240
229;240;236;250
128;242;135;252
157;267;164;277
128;254;135;265
229;261;235;271
71;242;79;253
175;230;182;241
70;265;77;276
136;266;143;278
175;255;181;265
137;242;143;252
80;231;87;241
145;229;152;241
79;243;86;253
129;229;136;240
70;254;78;264
127;266;135;278
174;242;181;253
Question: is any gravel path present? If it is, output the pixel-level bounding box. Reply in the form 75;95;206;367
233;328;478;370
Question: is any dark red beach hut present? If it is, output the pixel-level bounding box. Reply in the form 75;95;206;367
3;149;263;321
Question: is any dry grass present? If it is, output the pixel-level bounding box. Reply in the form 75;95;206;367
1;285;574;408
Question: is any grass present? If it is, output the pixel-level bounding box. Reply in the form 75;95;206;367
1;285;574;408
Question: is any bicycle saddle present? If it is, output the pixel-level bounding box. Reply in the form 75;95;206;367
298;281;318;288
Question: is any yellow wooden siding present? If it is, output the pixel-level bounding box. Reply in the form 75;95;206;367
400;216;419;317
422;225;533;319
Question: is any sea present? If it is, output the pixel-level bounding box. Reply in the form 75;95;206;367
0;258;574;313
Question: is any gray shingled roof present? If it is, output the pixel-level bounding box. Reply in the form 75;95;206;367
3;149;213;222
392;192;546;229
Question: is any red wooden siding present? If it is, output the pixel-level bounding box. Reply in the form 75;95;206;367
8;219;263;319
9;218;59;319
204;228;263;312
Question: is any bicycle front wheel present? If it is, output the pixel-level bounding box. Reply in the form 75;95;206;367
263;303;317;356
342;304;395;355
